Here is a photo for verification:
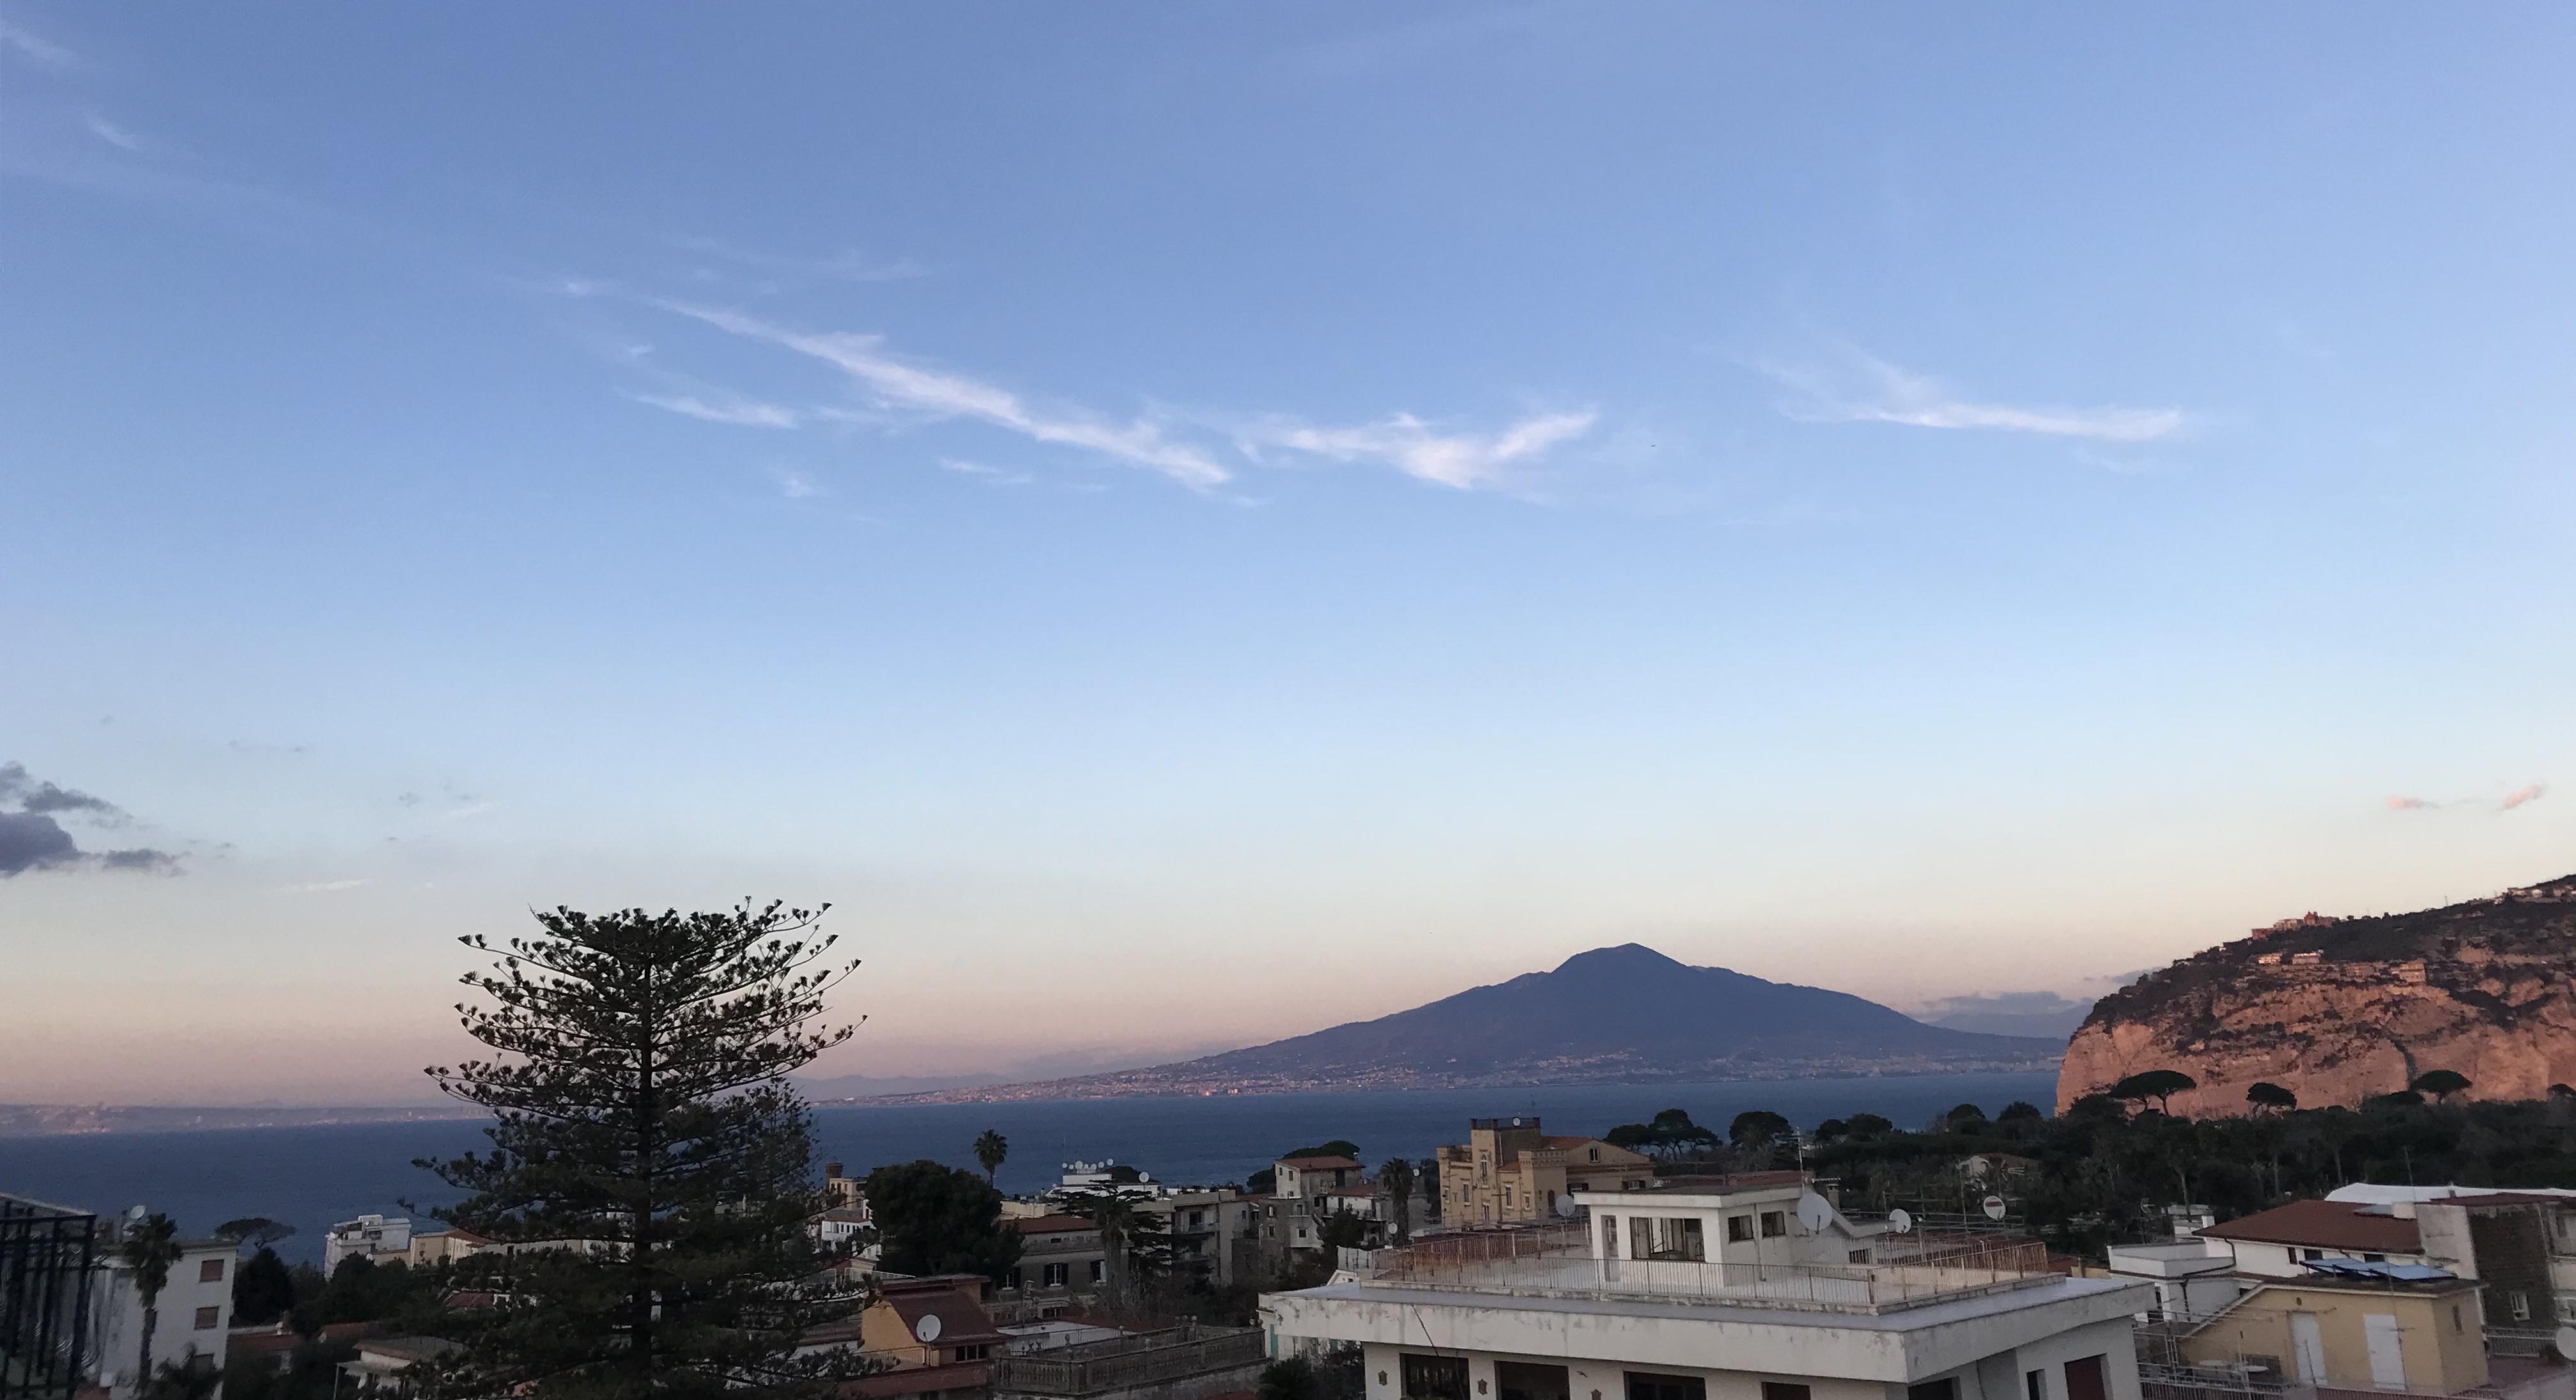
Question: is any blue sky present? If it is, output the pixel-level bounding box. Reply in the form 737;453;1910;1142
4;5;2572;1103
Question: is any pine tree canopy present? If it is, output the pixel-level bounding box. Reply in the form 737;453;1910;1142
419;901;872;1400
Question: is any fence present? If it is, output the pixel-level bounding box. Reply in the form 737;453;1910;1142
1363;1225;2056;1314
0;1197;98;1400
989;1324;1266;1399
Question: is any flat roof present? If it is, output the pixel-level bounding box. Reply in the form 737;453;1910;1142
1286;1270;2136;1327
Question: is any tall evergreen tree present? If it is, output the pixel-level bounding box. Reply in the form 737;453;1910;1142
419;901;870;1399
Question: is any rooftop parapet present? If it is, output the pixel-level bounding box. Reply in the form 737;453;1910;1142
1355;1222;2062;1316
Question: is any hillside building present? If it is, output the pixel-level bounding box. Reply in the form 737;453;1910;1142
1436;1116;1655;1227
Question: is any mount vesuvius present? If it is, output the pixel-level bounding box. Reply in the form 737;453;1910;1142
851;944;2061;1103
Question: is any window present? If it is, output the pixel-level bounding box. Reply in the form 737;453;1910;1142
1042;1261;1068;1287
2513;1292;2533;1321
1908;1381;1957;1400
1759;1211;1787;1238
953;1345;990;1362
1848;1248;1871;1264
2025;1372;2046;1400
1404;1355;1470;1400
1762;1384;1811;1400
198;1257;226;1283
1603;1215;1621;1259
1726;1215;1754;1243
1499;1363;1571;1400
2063;1357;2108;1400
1624;1374;1704;1400
1088;1260;1105;1283
1504;1185;1515;1207
1629;1217;1651;1260
1546;1191;1558;1216
2363;1253;2386;1263
1589;1147;1600;1162
2455;1305;2465;1333
193;1307;219;1330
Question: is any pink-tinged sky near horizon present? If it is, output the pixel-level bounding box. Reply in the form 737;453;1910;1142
4;5;2573;1104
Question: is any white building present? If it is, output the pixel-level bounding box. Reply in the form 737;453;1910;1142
1265;1179;2150;1400
322;1215;413;1274
84;1233;237;1400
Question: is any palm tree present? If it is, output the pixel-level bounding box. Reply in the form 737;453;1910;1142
1378;1158;1415;1244
973;1129;1008;1186
120;1212;181;1392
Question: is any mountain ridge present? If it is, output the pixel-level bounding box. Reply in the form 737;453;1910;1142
843;943;2061;1105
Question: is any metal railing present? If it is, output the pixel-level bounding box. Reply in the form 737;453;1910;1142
1;1197;98;1400
989;1324;1265;1397
1361;1223;2058;1314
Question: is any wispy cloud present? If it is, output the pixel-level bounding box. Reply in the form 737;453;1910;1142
2502;783;2547;811
675;237;931;285
620;389;800;428
940;459;1035;486
645;299;1234;488
1249;409;1598;490
770;465;828;499
1764;348;2188;444
82;113;143;152
2386;795;2439;811
277;877;372;894
0;18;75;68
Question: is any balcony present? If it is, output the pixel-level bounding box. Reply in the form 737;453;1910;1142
989;1323;1265;1400
1359;1223;2061;1316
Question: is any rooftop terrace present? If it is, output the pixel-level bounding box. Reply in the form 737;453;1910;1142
1360;1222;2064;1316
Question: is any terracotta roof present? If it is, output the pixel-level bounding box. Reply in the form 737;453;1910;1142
1009;1214;1097;1235
2198;1200;2423;1253
1279;1155;1361;1170
2426;1192;2571;1209
883;1287;1004;1348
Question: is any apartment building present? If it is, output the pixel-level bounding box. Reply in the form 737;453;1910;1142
1012;1214;1108;1293
1265;1176;2149;1400
321;1215;412;1273
85;1233;237;1400
1436;1117;1656;1227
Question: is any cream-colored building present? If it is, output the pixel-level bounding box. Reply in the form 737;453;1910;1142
2175;1274;2486;1394
1437;1116;1653;1226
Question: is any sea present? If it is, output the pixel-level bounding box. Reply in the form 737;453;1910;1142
0;1071;2054;1264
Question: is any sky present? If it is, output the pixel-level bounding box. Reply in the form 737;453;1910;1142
4;5;2573;1106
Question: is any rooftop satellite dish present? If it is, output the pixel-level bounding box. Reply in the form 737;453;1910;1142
1964;1156;1990;1183
1982;1195;2008;1222
1554;1195;1579;1219
2555;1328;2576;1364
1888;1209;1914;1235
1796;1193;1835;1234
916;1314;943;1343
126;1206;146;1223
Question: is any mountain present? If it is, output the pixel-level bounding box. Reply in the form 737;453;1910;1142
1917;991;2097;1041
2056;875;2576;1117
863;944;2060;1103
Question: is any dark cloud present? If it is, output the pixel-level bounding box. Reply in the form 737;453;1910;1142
0;762;181;877
0;811;82;875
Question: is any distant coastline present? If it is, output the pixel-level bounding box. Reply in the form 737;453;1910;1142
0;1103;487;1139
829;1050;2065;1107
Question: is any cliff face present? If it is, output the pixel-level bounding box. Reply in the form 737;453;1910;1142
2056;876;2576;1117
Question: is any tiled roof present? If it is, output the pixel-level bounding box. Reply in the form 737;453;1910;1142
884;1286;1005;1348
2198;1200;2423;1253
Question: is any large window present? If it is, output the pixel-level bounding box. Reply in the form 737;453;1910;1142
1626;1374;1704;1400
1725;1215;1754;1243
1759;1211;1787;1238
1627;1217;1704;1261
1499;1363;1571;1400
1403;1355;1469;1400
198;1258;226;1283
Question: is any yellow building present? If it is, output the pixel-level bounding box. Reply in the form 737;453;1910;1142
1436;1116;1653;1226
2178;1273;2487;1395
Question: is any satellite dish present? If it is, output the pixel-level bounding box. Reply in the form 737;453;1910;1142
1888;1209;1914;1235
1964;1156;1990;1182
1796;1192;1835;1234
1554;1195;1578;1219
2554;1327;2576;1363
1982;1195;2008;1222
916;1314;943;1343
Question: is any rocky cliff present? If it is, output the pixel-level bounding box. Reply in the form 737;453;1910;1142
2057;875;2576;1117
